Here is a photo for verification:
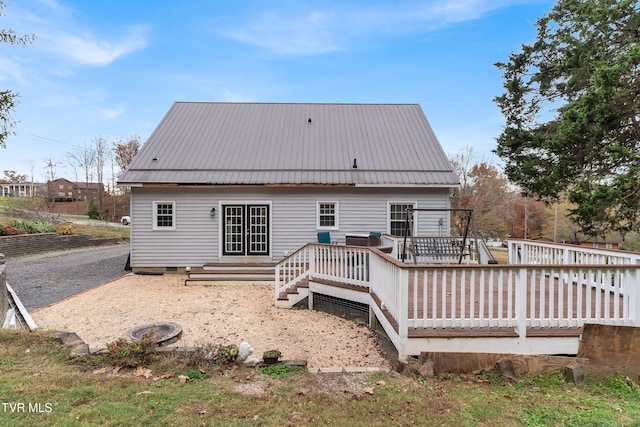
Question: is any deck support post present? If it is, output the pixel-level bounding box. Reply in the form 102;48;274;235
628;268;640;326
397;269;409;359
516;267;528;339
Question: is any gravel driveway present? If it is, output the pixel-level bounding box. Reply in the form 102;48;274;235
5;244;131;311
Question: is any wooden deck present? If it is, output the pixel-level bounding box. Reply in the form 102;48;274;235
275;241;640;361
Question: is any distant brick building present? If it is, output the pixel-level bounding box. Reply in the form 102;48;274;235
44;178;102;202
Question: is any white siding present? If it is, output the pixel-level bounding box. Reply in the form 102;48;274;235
129;186;450;268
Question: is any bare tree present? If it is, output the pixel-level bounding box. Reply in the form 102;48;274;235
92;136;108;213
449;146;484;194
69;142;96;203
450;147;486;235
114;135;140;175
28;160;35;204
43;157;60;205
66;152;81;214
449;146;522;240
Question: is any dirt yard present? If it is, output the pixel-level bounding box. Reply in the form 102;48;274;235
30;274;391;370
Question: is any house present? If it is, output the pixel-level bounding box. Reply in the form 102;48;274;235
118;102;459;272
1;182;42;198
44;178;102;202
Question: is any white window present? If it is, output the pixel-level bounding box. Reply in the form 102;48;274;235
388;202;416;236
153;201;176;230
317;201;338;230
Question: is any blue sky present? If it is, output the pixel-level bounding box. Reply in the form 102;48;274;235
1;0;554;183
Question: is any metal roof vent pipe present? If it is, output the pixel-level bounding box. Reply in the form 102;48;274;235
308;118;312;123
352;158;358;169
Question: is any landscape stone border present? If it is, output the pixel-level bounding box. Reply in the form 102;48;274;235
0;233;123;258
0;254;6;325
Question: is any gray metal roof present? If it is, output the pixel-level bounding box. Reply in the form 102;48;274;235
118;102;459;187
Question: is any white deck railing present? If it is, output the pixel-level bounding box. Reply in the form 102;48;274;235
508;239;640;265
274;244;312;302
278;244;640;328
313;245;371;286
276;241;640;358
396;265;638;331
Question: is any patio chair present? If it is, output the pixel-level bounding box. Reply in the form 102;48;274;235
317;231;332;244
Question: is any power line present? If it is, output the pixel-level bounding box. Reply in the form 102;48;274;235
16;132;83;149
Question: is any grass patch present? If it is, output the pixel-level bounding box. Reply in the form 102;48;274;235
489;247;509;264
258;364;306;379
0;330;639;425
72;222;130;239
177;368;209;380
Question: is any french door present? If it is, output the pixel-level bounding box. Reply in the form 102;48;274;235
222;204;269;256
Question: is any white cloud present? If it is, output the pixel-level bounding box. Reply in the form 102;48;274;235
100;107;124;120
8;0;148;67
221;0;525;55
41;27;147;67
426;0;511;23
225;10;341;56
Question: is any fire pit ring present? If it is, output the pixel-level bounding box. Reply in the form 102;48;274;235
124;322;183;346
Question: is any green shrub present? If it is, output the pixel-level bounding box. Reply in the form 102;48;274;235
105;331;158;367
87;200;100;219
214;344;239;365
9;219;56;234
263;349;281;358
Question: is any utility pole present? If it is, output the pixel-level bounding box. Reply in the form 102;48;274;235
553;203;558;243
523;196;528;239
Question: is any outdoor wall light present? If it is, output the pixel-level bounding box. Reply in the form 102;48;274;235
210;207;216;217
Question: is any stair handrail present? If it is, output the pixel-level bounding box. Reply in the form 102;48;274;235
274;243;312;303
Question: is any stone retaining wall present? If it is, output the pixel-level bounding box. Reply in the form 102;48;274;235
0;233;124;259
0;254;6;325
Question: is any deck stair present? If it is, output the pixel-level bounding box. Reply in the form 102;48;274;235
276;277;310;308
185;263;275;284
